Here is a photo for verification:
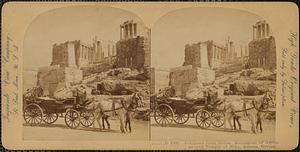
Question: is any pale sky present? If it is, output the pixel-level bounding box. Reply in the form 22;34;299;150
23;6;142;70
151;7;264;70
24;6;266;71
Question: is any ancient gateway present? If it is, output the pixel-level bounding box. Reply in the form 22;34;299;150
116;20;151;71
169;39;236;96
37;19;150;97
160;20;276;97
248;20;276;70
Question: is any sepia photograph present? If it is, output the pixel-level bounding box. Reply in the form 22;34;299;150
1;2;298;150
22;6;150;140
151;7;277;142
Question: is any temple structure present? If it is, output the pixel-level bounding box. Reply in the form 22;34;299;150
116;20;151;71
248;20;276;70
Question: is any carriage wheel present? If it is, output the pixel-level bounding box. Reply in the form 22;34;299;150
154;104;174;126
80;111;95;127
42;112;58;124
174;113;190;124
210;111;225;128
65;109;80;129
195;110;211;129
23;104;43;126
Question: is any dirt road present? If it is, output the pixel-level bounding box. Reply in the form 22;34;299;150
150;117;275;141
23;116;275;142
23;118;149;140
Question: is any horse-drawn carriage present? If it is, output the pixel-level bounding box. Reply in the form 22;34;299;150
23;87;95;129
151;93;225;129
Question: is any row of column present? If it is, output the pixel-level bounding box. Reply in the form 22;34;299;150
107;44;116;56
225;41;236;60
213;45;224;60
253;57;266;67
253;21;270;40
120;22;137;40
92;41;116;62
124;57;134;67
240;45;248;57
80;45;90;60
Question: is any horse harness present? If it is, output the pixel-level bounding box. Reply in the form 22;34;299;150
95;100;137;114
232;100;270;115
232;104;254;116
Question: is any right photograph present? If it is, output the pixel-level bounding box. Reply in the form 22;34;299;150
150;8;277;141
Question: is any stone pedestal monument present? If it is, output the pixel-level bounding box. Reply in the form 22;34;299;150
169;42;216;96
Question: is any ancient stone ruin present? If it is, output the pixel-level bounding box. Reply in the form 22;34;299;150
116;20;151;71
248;20;276;70
37;19;151;98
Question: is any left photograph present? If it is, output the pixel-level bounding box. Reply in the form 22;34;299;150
22;6;150;140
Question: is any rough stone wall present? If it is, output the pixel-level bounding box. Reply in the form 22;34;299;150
51;43;69;67
183;44;200;67
37;65;83;97
52;41;94;69
169;65;215;96
116;36;150;70
51;40;114;69
248;36;276;70
73;40;94;68
206;41;214;68
183;41;225;69
81;57;116;77
196;68;216;84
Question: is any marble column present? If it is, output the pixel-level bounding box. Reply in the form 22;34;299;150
262;23;265;38
253;26;256;40
125;24;128;39
130;23;133;37
266;24;270;37
257;25;261;39
134;23;137;36
120;26;123;40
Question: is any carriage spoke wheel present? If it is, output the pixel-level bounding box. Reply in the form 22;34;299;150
174;113;190;124
42;112;58;124
195;110;211;129
154;104;174;127
23;104;43;126
65;109;80;129
80;111;95;127
210;111;225;128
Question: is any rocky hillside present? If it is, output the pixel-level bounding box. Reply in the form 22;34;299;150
184;68;276;106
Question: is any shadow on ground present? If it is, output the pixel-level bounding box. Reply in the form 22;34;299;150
23;123;120;133
151;123;252;134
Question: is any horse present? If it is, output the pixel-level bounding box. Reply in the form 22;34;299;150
90;93;143;133
220;93;272;133
255;91;273;133
124;110;133;132
124;92;143;132
232;92;273;133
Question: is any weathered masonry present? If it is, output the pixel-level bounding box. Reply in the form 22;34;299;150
248;20;276;70
51;40;93;68
169;65;215;96
224;38;237;63
40;38;116;97
169;40;222;96
150;67;170;93
37;65;83;97
51;39;116;69
116;20;151;71
183;40;227;69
